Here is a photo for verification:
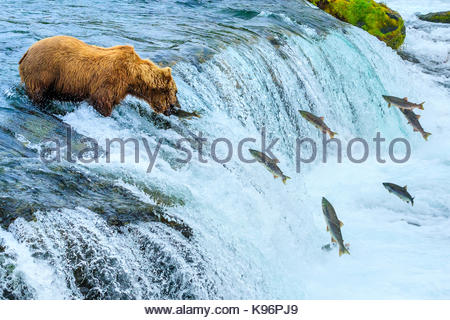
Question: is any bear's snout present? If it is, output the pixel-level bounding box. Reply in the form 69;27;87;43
164;98;181;116
172;97;181;110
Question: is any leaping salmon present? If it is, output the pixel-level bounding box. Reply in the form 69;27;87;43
400;108;431;141
321;197;350;256
299;110;337;139
383;183;415;206
249;149;290;184
171;109;201;120
382;95;425;111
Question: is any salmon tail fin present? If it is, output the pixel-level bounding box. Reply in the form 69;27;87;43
19;50;29;65
329;132;337;139
282;175;291;185
411;197;414;207
339;246;350;257
423;132;431;141
419;102;425;110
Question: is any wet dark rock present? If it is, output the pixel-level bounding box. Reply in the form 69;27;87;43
0;87;192;238
418;11;450;24
2;86;105;161
397;50;421;64
0;159;192;238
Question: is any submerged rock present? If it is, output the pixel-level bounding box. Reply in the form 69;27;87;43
307;0;406;49
0;159;192;238
418;11;450;24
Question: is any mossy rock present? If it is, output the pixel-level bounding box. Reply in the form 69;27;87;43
418;11;450;24
308;0;406;49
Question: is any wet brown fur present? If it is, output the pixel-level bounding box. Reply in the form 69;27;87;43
18;35;179;116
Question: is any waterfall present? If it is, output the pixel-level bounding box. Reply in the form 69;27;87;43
1;0;449;299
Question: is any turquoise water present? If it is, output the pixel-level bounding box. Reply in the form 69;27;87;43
0;0;449;299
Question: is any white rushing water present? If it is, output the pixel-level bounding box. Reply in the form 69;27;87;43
385;0;450;86
1;1;450;299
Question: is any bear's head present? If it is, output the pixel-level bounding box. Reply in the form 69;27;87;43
136;62;180;116
159;67;180;116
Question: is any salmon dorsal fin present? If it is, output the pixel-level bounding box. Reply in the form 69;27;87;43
416;115;421;119
270;158;279;164
339;220;344;227
403;97;408;101
404;185;407;190
320;116;324;120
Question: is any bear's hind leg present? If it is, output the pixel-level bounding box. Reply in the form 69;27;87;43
24;72;55;108
27;87;50;108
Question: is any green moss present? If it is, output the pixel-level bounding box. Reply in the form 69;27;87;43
5;263;15;274
418;11;450;24
307;0;406;49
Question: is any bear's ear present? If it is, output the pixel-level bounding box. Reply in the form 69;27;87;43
162;67;172;79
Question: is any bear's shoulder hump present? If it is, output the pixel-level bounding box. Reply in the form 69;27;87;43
114;45;135;52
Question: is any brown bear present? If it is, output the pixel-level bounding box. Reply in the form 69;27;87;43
18;35;180;117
